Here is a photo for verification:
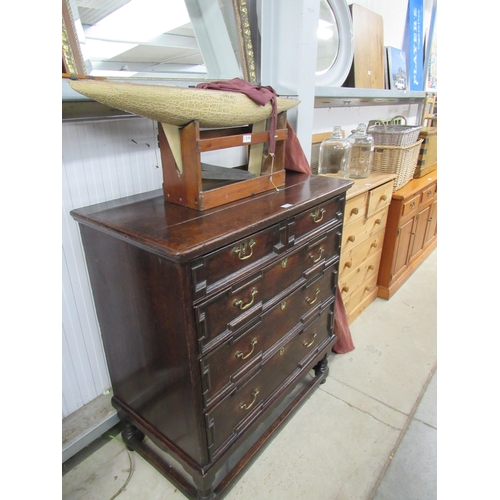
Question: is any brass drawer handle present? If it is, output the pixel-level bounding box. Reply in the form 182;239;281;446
235;338;257;360
232;239;255;260
310;208;326;223
305;288;320;305
233;288;258;310
427;190;433;197
303;333;317;348
281;257;288;268
308;246;325;263
410;201;416;209
350;207;359;215
240;389;259;411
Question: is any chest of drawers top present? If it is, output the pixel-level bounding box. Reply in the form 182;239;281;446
71;173;353;261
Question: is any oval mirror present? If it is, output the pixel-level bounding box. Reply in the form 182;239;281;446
315;0;354;87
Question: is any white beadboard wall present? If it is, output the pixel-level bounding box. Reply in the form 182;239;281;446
62;116;163;418
62;116;245;418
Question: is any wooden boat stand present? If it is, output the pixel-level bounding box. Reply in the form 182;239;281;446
158;111;288;211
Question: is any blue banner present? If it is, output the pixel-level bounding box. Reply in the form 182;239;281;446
404;0;424;91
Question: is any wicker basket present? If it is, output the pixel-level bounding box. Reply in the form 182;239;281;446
367;116;422;147
371;139;423;191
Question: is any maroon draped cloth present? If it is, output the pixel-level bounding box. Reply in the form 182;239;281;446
333;287;355;353
284;122;312;174
196;78;279;155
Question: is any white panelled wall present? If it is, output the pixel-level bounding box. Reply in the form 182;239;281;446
62;117;246;418
62;117;163;417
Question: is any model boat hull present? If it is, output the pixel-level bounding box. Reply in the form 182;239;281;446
69;79;300;128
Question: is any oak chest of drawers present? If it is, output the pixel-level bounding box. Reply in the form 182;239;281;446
377;172;437;299
335;173;395;324
71;173;352;500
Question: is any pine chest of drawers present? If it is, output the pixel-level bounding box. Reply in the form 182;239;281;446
336;173;395;323
71;173;352;500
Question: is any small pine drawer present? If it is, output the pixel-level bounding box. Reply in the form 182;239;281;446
344;192;368;227
402;194;420;218
367;182;393;218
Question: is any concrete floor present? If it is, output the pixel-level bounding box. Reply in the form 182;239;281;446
62;249;437;500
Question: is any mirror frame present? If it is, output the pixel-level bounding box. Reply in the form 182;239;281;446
62;0;256;83
62;0;86;76
315;0;354;87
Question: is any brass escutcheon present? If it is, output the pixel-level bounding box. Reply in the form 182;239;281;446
235;338;258;360
310;208;326;223
305;288;321;305
280;300;287;310
232;239;256;260
233;288;258;310
240;389;259;410
303;333;317;348
309;246;325;263
281;257;288;268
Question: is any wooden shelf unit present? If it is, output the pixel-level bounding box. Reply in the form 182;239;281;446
377;172;437;299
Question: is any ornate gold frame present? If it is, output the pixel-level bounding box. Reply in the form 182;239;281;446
62;0;257;82
62;0;86;76
232;0;257;83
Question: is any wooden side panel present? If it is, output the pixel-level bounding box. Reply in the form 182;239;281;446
79;224;207;465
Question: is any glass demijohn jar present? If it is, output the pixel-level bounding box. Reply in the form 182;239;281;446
318;126;351;177
347;123;374;178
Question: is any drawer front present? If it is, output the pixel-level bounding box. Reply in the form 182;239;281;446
402;194;420;218
195;275;263;354
200;264;337;405
339;227;385;279
292;196;345;245
420;184;436;204
259;223;342;306
341;208;388;253
342;273;378;316
367;181;393;218
194;237;340;354
191;222;286;299
205;303;334;459
344;192;368;227
339;250;382;297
